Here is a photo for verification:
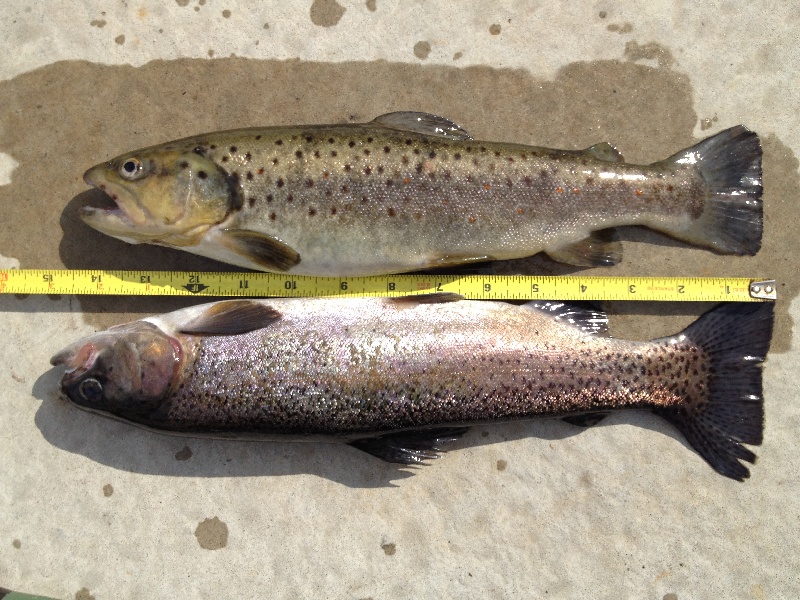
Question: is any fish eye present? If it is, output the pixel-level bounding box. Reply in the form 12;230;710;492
78;378;104;403
119;157;144;180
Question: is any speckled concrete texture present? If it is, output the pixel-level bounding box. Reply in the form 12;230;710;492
1;2;798;598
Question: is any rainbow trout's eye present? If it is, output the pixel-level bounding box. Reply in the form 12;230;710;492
119;157;145;180
78;378;104;404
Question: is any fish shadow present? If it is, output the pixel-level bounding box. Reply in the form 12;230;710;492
32;366;692;489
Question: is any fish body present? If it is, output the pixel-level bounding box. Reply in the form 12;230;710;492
51;295;773;480
82;112;762;275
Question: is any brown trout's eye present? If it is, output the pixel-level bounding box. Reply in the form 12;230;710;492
78;378;104;403
119;157;144;180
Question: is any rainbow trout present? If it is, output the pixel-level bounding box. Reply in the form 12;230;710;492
51;295;773;480
81;112;762;275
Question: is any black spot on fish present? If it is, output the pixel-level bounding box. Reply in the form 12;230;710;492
287;194;294;202
306;179;314;187
269;212;276;220
193;146;206;155
246;171;253;180
413;148;420;155
401;156;409;164
494;151;501;157
209;144;216;150
255;135;262;140
377;166;384;174
225;172;244;211
272;158;279;165
275;140;283;146
266;194;273;202
454;152;461;160
305;135;313;142
415;163;423;173
328;137;335;143
507;157;515;163
344;164;351;171
444;171;452;181
342;185;349;193
308;207;317;216
586;177;594;184
429;151;436;159
198;171;208;179
221;156;228;162
383;146;391;153
277;178;284;187
314;150;320;158
388;207;396;216
331;206;337;215
364;166;372;174
248;197;256;207
349;141;355;147
245;152;251;161
364;149;371;156
179;161;189;169
230;146;237;153
258;167;265;174
361;196;368;203
331;150;338;157
296;150;303;159
386;179;393;186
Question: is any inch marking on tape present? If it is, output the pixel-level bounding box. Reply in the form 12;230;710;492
0;270;777;301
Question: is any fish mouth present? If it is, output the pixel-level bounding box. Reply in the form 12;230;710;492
81;165;149;238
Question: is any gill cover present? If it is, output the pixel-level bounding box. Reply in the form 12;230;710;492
81;148;238;246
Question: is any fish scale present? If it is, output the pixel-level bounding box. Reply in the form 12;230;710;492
80;112;762;274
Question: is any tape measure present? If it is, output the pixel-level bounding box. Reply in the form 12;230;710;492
0;270;776;301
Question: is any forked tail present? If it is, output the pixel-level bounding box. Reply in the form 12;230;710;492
657;126;763;255
656;303;774;480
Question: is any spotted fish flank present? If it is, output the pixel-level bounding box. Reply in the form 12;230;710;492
52;297;773;480
81;112;762;275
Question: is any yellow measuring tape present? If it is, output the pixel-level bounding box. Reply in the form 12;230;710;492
0;270;776;301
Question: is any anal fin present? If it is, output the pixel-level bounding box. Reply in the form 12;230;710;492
545;230;622;267
349;427;469;464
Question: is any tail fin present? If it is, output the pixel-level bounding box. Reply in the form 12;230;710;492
657;303;773;481
658;126;763;255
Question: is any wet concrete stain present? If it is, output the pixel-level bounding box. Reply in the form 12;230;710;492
103;483;114;497
75;588;95;600
12;539;21;549
489;24;501;35
0;57;795;351
175;445;193;461
625;40;674;68
413;41;431;59
607;23;633;34
381;541;396;555
366;0;377;12
310;0;346;27
663;594;678;600
453;51;463;60
90;20;106;28
700;115;719;131
496;459;507;471
115;35;125;45
222;9;231;19
195;516;229;550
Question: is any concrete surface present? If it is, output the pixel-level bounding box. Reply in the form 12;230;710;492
1;2;798;598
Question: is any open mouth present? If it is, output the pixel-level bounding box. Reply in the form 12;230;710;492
81;166;145;231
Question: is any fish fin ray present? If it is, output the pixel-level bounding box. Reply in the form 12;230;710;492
388;292;464;305
372;112;473;140
561;412;611;427
545;230;622;267
217;228;301;272
348;427;470;464
582;142;624;163
655;302;773;481
656;126;762;255
522;301;609;336
179;300;281;335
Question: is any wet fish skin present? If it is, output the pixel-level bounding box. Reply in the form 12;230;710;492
81;112;762;275
51;296;773;480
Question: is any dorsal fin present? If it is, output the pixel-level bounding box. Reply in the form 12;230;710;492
388;292;464;306
581;142;624;163
372;112;473;140
523;302;609;336
179;300;281;335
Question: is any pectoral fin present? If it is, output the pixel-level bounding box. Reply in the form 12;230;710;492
581;142;624;163
217;228;301;272
545;231;622;267
349;427;470;464
372;112;473;140
179;300;281;335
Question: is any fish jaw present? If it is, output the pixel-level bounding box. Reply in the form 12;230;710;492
81;163;156;241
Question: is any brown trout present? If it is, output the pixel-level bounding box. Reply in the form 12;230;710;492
81;112;762;275
51;296;773;480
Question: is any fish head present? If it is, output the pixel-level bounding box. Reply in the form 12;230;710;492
82;148;235;247
51;321;182;421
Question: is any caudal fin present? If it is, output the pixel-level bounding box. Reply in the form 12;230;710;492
658;126;763;255
657;303;773;480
